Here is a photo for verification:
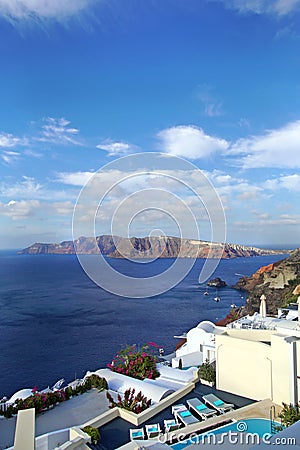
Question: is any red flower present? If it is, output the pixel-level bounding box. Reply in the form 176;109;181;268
147;341;160;348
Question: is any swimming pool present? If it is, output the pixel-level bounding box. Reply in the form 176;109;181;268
171;418;281;450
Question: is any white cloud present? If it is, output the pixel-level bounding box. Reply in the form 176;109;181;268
197;85;223;117
57;167;263;211
236;215;300;227
155;119;300;167
50;201;74;216
0;176;42;198
230;120;300;168
157;125;229;160
238;118;251;129
264;174;300;191
0;132;25;148
55;171;95;186
61;167;225;239
269;216;293;226
96;139;138;156
1;150;21;164
38;117;81;146
204;103;223;117
23;149;43;158
0;117;81;164
215;0;300;16
0;176;72;201
0;0;95;22
0;199;73;221
0;132;28;164
251;210;271;219
1;199;41;220
204;169;263;200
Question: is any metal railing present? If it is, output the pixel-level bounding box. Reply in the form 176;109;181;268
0;402;12;412
270;405;277;434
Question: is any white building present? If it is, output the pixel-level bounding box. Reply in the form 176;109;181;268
173;320;225;368
172;297;300;406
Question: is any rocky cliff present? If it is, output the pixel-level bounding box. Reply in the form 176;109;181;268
234;248;300;315
19;235;287;260
207;277;227;287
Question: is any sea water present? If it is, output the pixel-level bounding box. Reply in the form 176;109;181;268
0;252;287;397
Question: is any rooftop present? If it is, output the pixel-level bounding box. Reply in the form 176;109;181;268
228;311;300;333
94;383;255;450
0;389;110;449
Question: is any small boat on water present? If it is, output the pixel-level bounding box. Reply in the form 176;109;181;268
231;303;237;308
213;288;220;302
204;290;209;296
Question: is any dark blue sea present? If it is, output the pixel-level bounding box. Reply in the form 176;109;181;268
0;252;288;398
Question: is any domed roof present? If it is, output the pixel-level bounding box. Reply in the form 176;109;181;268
8;389;33;404
196;321;216;333
95;368;174;403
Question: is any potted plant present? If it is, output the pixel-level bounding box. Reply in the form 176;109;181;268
198;359;216;387
82;426;100;445
106;388;151;414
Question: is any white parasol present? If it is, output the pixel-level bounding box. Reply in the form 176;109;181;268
259;294;267;318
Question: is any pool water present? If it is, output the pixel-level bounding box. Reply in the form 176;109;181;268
171;418;281;450
208;418;279;435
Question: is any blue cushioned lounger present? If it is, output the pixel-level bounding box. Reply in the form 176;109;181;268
202;394;234;414
187;397;217;420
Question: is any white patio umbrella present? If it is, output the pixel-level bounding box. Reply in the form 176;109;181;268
259;294;267;318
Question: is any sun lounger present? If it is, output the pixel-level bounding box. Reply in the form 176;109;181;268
145;423;162;438
164;419;181;433
187;397;217;420
172;403;199;426
130;427;145;440
202;394;234;414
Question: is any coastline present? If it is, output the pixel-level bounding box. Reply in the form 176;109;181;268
0;253;287;398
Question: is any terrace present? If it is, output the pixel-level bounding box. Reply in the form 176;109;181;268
0;375;266;450
92;382;258;450
0;389;111;449
227;311;300;332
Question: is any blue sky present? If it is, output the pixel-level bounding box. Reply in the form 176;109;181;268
1;0;300;248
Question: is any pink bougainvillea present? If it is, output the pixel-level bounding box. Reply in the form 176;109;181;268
107;343;161;380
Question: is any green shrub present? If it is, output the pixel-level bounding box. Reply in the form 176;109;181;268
2;405;15;418
64;386;73;400
84;374;108;391
82;426;100;445
0;376;108;419
279;403;300;428
13;389;66;414
287;278;300;286
198;359;216;384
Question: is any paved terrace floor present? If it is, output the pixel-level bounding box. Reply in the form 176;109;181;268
90;383;257;450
